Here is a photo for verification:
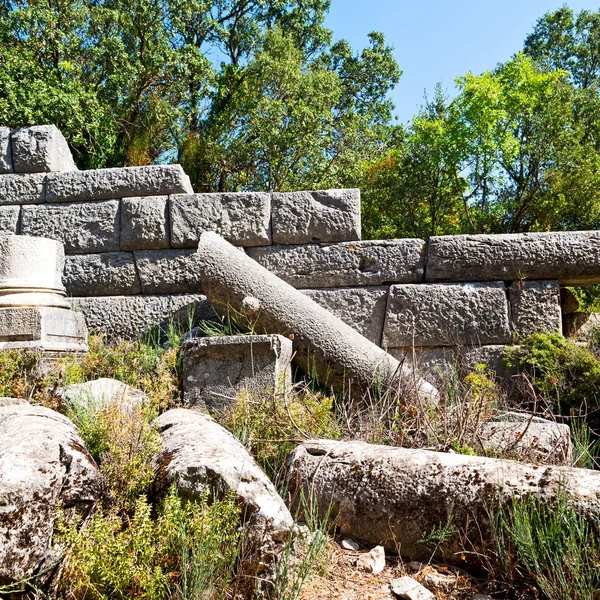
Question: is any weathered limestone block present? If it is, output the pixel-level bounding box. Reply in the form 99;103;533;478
388;347;457;386
120;196;170;250
134;249;201;294
509;280;562;337
153;408;294;585
0;403;99;584
459;345;512;380
197;232;436;400
0;306;87;351
0;206;20;234
64;253;141;296
0;173;46;204
288;439;600;565
427;231;600;285
0;128;12;174
383;283;511;348
170;192;271;248
64;378;147;412
73;294;212;339
247;239;426;289
481;413;573;464
271;189;361;244
182;335;293;414
302;287;388;345
21;200;120;253
45;164;193;202
11;125;76;173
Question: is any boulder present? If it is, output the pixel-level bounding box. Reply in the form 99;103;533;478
182;334;293;414
11;125;76;173
0;403;100;585
288;439;600;565
45;165;193;202
427;231;600;285
64;252;141;296
271;189;360;244
382;282;512;347
247;239;425;288
120;196;170;250
152;408;294;585
169;192;271;248
197;232;436;400
21;200;120;253
0;128;12;174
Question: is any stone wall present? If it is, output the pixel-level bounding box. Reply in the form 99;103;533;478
1;126;591;379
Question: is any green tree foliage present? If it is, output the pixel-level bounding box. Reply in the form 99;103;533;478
0;0;400;190
363;7;600;240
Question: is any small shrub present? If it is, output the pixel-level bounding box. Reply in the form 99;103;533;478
504;332;600;415
0;348;57;406
57;487;240;600
490;488;600;600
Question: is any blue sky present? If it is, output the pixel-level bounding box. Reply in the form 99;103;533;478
324;1;596;124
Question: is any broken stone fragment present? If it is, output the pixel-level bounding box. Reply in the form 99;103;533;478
390;576;435;600
356;545;386;574
11;125;76;173
0;403;100;585
63;378;147;413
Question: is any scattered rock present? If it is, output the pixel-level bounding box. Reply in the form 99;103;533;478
341;538;361;551
422;569;457;591
356;545;386;575
0;403;100;585
390;576;435;600
63;378;147;412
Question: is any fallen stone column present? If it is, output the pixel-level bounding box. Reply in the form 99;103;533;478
196;232;435;399
288;439;600;566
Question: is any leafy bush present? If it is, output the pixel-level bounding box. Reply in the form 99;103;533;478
57;486;240;600
504;332;600;414
491;489;600;600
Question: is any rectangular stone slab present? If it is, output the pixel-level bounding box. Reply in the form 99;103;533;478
271;189;361;244
0;206;20;234
45;164;193;202
170;192;271;247
0;128;12;174
64;253;141;296
427;231;600;285
182;334;293;414
383;282;511;347
509;280;562;338
21;200;120;253
301;287;388;344
72;294;212;340
120;195;170;250
134;249;202;294
0;173;46;204
247;239;426;288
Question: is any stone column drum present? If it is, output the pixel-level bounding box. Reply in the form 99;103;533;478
0;235;87;351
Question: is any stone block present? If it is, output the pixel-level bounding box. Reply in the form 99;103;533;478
64;253;141;296
170;192;271;248
134;249;201;294
459;345;511;380
120;195;170;250
0;306;87;351
0;206;20;234
182;334;293;414
509;280;562;337
389;346;457;385
0;128;12;174
72;294;212;339
0;173;46;204
247;239;425;288
10;125;76;173
271;189;360;244
383;282;511;347
45;164;193;202
301;287;388;344
427;231;600;285
21;199;120;253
